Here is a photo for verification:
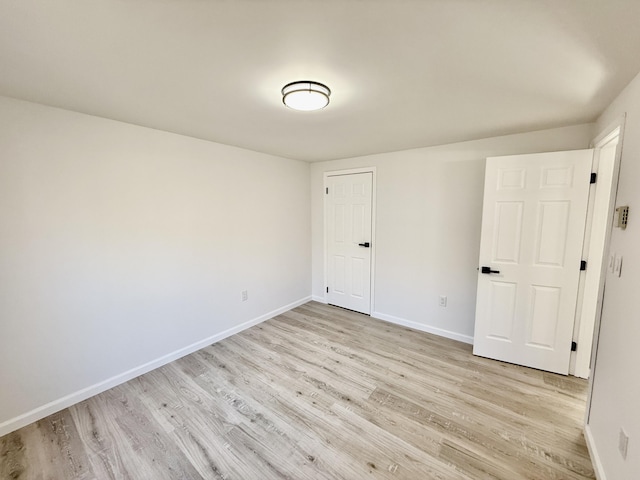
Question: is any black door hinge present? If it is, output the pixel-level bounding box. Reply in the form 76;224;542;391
580;260;587;271
590;173;597;184
326;287;329;293
571;341;577;352
326;187;329;194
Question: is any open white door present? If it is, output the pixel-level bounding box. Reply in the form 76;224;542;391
473;150;593;374
326;172;373;314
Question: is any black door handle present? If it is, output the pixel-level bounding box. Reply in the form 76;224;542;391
358;242;370;248
481;266;500;274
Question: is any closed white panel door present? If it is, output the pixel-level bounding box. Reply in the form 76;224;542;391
473;150;593;374
327;172;372;314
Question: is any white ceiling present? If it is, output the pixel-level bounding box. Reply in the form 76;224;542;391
1;1;640;162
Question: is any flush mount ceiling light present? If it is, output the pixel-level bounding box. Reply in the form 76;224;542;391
282;80;331;111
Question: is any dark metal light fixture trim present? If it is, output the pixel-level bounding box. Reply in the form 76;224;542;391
282;80;331;111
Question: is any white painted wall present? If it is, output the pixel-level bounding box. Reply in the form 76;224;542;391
311;125;593;342
586;71;640;479
0;96;311;435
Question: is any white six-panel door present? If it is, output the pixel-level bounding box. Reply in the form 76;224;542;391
473;150;593;374
327;172;373;314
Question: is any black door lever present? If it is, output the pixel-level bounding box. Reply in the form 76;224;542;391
481;266;500;274
358;242;370;248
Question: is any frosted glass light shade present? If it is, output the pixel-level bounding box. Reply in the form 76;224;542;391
282;81;331;111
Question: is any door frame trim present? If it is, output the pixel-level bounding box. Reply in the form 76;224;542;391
571;118;625;378
584;115;626;425
323;167;377;314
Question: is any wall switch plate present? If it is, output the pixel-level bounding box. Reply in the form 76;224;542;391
439;296;447;307
614;255;623;277
241;290;248;302
619;428;629;460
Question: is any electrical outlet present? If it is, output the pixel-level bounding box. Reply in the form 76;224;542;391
619;428;629;460
439;295;447;307
241;290;248;302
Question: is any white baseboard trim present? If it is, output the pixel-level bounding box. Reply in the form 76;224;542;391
371;311;474;345
0;296;311;438
311;295;327;303
584;424;607;480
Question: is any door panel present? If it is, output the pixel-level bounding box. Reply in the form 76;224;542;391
493;201;524;263
327;172;373;314
474;150;593;374
487;281;517;340
527;285;561;348
535;201;570;266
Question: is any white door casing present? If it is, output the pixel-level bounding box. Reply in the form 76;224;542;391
473;150;593;375
326;172;373;314
573;135;619;378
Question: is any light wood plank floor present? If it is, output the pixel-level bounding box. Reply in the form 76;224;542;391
1;302;594;479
